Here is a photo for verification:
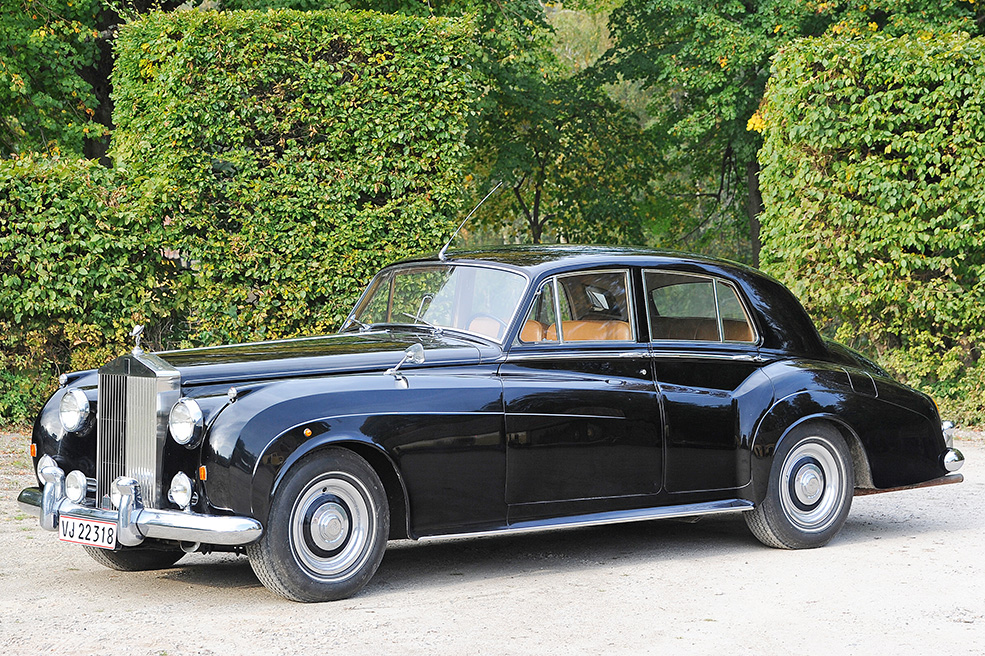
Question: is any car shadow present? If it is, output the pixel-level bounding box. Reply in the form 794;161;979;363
154;503;972;598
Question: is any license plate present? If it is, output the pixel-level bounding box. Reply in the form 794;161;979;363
59;515;117;549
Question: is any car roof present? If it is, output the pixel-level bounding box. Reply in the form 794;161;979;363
400;244;763;277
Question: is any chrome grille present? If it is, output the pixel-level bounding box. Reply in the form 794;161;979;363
96;373;127;503
96;353;180;509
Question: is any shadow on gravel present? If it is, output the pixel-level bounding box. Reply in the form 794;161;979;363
147;503;971;598
365;516;761;596
156;553;261;590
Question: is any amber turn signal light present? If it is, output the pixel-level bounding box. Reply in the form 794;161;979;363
198;465;207;481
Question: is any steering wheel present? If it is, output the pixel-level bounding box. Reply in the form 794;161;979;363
466;313;508;339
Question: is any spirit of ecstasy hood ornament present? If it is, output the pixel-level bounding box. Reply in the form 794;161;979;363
130;324;145;355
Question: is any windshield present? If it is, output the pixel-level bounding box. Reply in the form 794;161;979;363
349;264;528;342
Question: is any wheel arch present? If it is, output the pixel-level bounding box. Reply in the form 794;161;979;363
257;432;411;541
750;410;873;503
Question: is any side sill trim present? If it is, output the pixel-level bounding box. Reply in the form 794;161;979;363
854;473;963;497
418;499;754;542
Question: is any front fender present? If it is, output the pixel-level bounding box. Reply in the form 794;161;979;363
200;365;506;534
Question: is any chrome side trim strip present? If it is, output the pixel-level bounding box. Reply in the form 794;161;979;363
650;351;757;361
506;351;649;362
418;499;754;542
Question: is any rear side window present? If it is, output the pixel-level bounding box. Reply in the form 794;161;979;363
645;271;755;343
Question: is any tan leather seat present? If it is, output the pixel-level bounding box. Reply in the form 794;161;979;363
650;317;753;342
468;316;503;339
691;319;719;341
519;320;547;342
723;319;753;342
545;320;632;342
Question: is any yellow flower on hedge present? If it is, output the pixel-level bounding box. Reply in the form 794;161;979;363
747;111;766;133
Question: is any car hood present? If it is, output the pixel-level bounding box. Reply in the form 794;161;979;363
157;330;500;387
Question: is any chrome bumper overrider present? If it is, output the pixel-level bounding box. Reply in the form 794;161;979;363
18;465;262;547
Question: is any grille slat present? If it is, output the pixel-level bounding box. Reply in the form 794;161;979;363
96;353;180;509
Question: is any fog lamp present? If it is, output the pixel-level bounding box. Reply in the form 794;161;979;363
65;470;88;504
59;388;90;432
169;472;194;510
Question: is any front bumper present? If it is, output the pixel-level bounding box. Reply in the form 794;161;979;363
18;465;262;548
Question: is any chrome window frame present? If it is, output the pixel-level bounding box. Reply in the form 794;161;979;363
347;262;531;345
642;269;759;345
515;268;637;346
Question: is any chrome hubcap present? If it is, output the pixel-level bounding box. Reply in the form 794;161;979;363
779;439;845;532
311;502;350;551
794;463;824;505
291;474;374;581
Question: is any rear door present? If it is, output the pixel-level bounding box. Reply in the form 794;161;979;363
644;270;764;493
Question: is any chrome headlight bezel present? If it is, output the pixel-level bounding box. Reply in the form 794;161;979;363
59;388;91;433
168;398;204;447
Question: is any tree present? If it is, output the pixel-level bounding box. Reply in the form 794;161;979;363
601;0;985;264
458;2;656;246
0;0;106;157
0;0;185;161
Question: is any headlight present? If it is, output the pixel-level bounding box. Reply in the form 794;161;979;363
65;470;88;503
169;398;204;446
59;388;90;432
168;472;195;509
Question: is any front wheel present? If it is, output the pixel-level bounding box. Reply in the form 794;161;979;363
745;423;854;549
247;448;389;602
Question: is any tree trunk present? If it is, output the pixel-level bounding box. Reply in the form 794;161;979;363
746;159;763;267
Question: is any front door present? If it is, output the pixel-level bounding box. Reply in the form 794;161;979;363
502;269;663;517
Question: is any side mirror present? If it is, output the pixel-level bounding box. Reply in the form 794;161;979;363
405;343;426;365
385;343;426;384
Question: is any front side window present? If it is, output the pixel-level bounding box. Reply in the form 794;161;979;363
519;270;634;343
645;271;755;343
351;264;527;342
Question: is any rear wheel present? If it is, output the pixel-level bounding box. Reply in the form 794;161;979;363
746;423;854;549
83;546;184;571
247;448;389;602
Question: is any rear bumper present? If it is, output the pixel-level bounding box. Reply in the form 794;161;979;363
18;465;262;548
854;473;964;497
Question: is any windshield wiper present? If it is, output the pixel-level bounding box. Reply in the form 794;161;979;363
399;311;442;334
340;316;372;332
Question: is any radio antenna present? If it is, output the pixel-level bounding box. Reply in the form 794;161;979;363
438;181;503;261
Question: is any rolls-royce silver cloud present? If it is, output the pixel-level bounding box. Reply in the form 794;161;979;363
18;246;965;601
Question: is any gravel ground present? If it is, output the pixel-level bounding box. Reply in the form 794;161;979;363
1;429;982;656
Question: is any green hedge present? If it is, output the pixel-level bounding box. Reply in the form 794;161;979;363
759;33;985;424
112;9;475;343
0;155;166;424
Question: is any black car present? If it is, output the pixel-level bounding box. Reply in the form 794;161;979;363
19;246;965;601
